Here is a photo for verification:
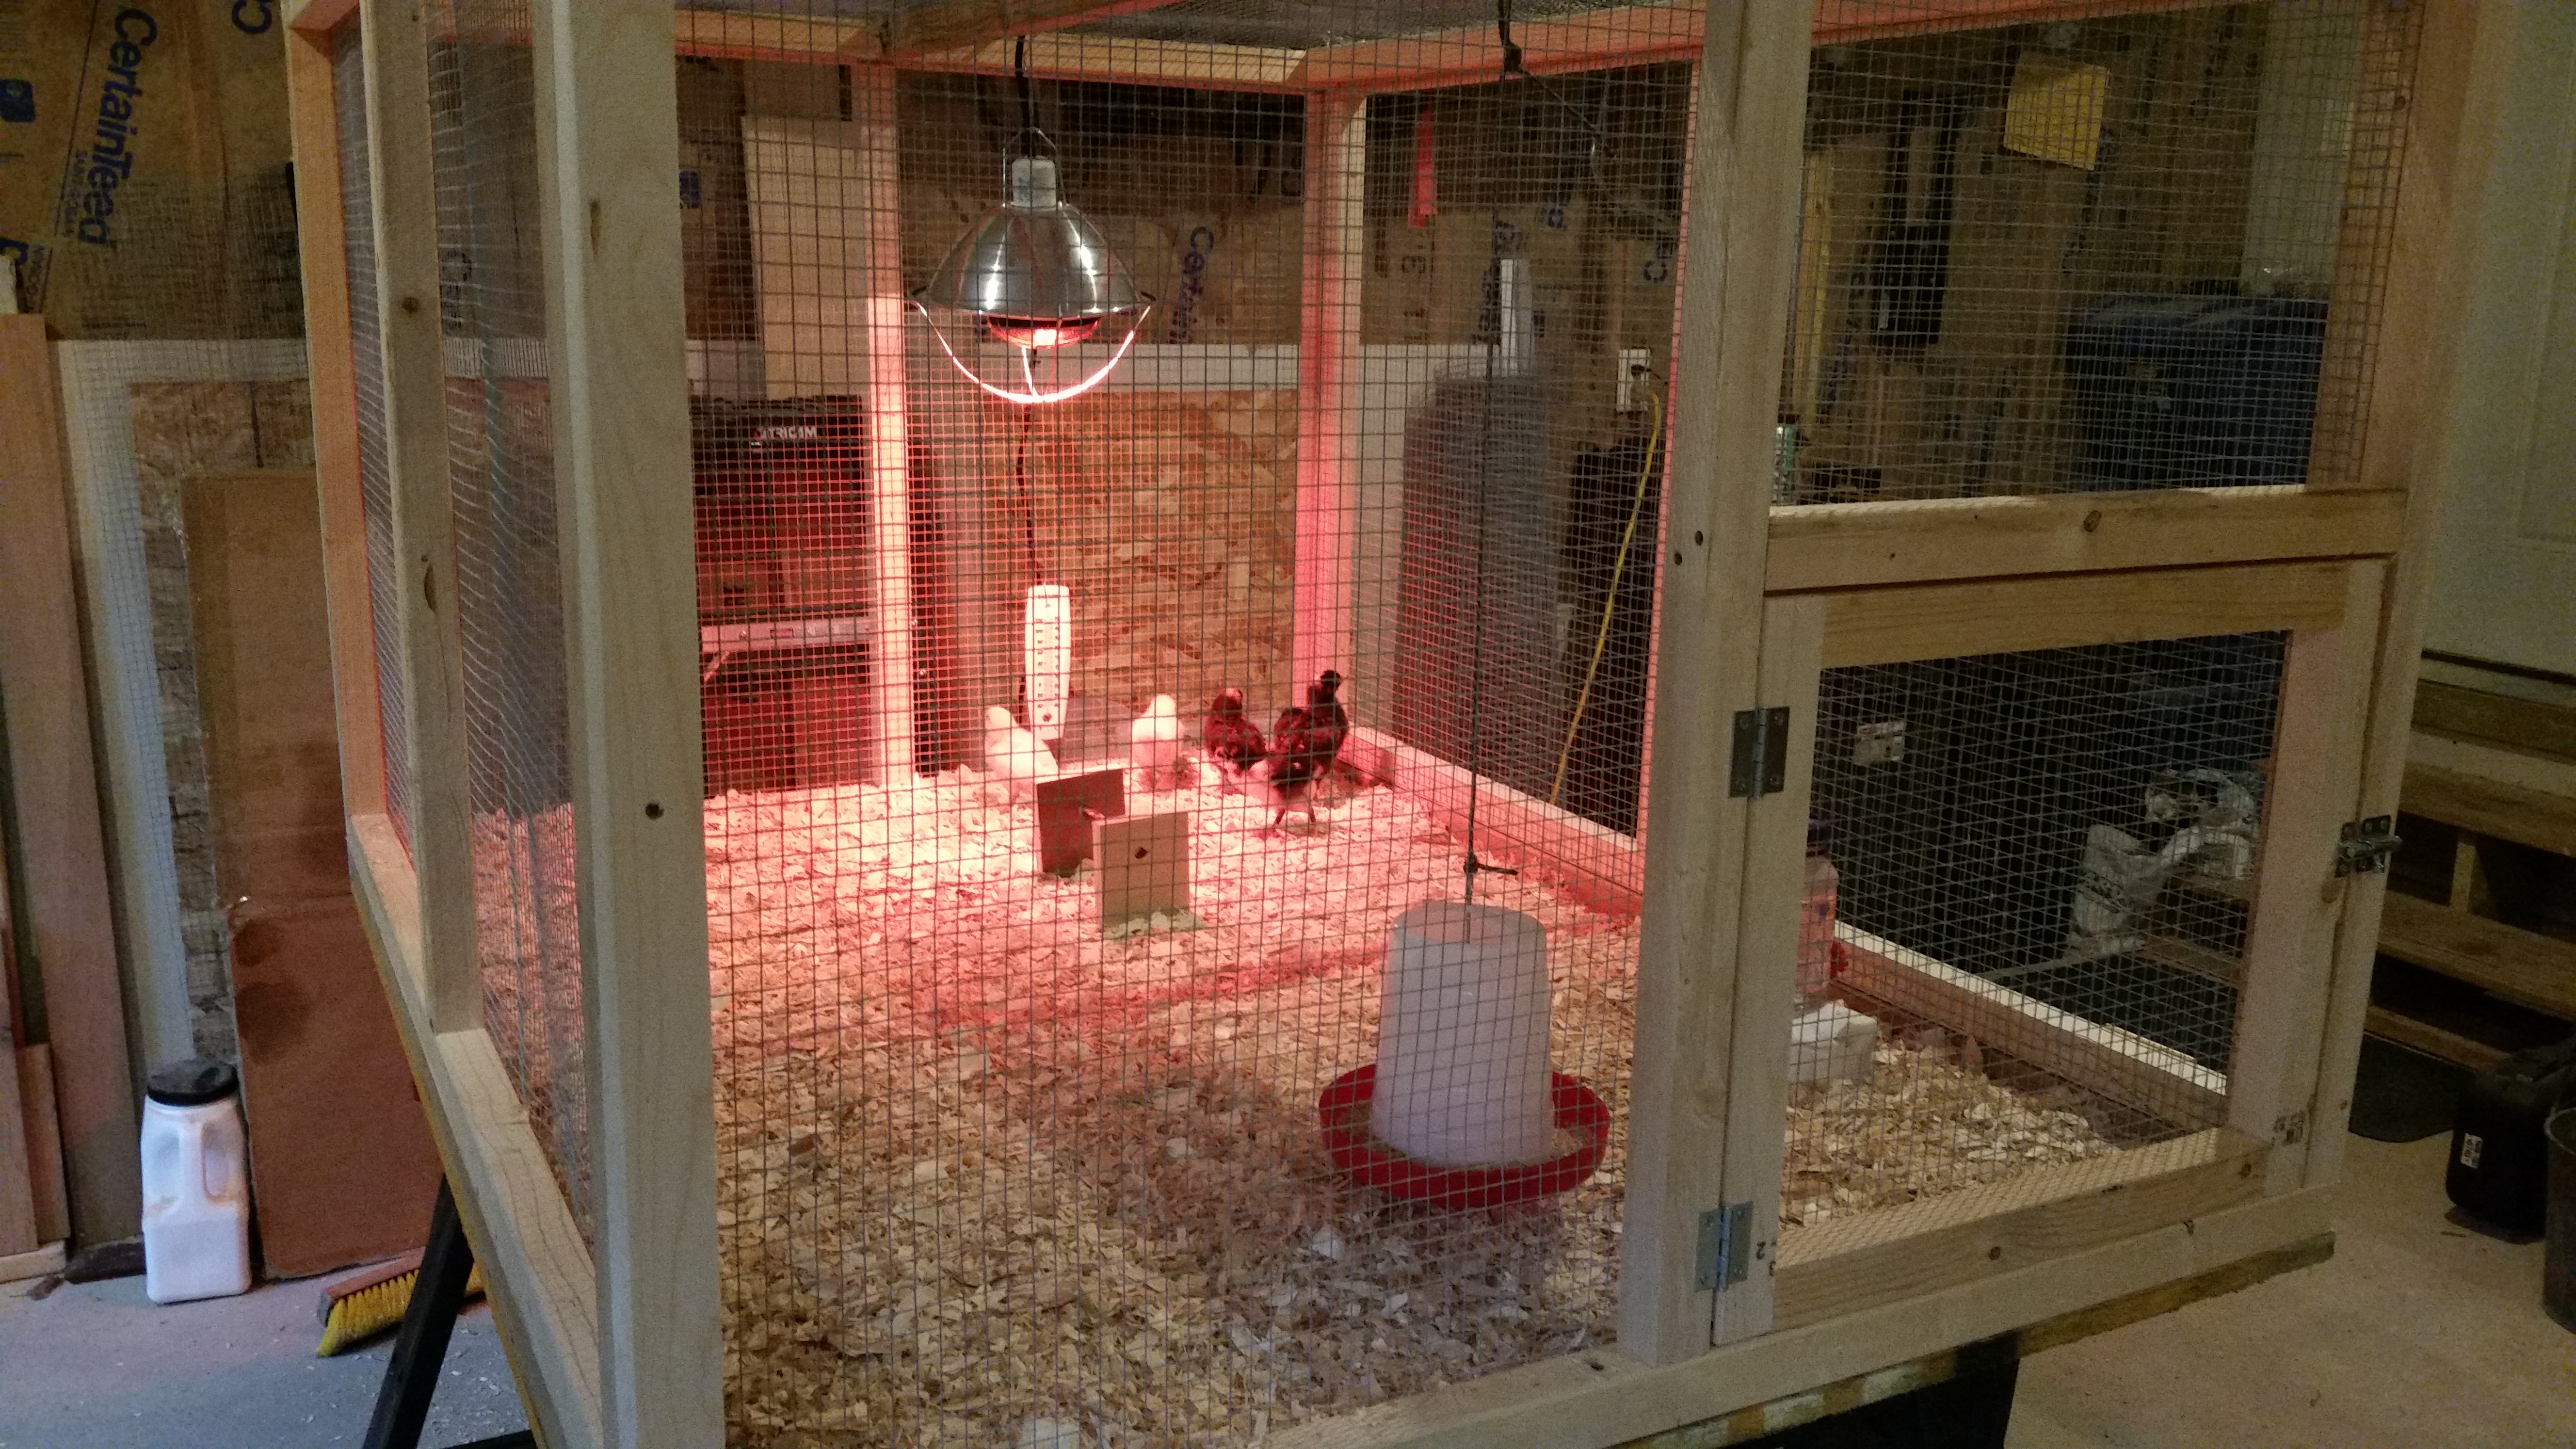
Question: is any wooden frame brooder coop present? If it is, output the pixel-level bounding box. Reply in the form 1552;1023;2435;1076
278;0;2503;1445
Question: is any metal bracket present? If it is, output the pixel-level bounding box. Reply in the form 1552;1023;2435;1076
2335;815;2399;876
1728;707;1789;799
1695;1201;1754;1290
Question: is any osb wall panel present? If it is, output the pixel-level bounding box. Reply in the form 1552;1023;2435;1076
937;387;1298;743
130;380;317;1062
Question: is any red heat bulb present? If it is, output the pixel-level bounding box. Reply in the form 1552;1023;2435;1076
982;314;1102;350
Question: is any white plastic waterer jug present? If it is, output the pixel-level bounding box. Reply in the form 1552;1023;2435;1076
140;1058;252;1304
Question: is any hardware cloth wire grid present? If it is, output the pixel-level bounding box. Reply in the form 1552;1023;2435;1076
427;0;593;1232
332;24;414;857
676;2;1697;1441
1787;630;2285;1235
1778;0;2414;502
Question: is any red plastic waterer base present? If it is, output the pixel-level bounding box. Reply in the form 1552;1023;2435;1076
1317;1064;1610;1210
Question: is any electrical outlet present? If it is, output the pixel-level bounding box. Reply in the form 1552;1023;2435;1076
1855;720;1906;766
1617;348;1652;413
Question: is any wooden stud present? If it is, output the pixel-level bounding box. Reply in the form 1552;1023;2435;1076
2228;561;2383;1191
907;34;1309;91
2444;828;2492;915
284;19;387;821
347;820;604;1449
2406;762;2576;859
1773;1128;2265;1332
1293;5;1704;92
1616;0;1812;1368
2375;893;2576;1022
2303;1;2521;1193
286;0;358;34
1294;94;1364;709
0;316;143;1247
2363;1006;2505;1075
880;0;1190;57
358;0;478;1031
1622;1230;2328;1448
527;2;724;1443
1289;1;2232;94
1763;486;2405;595
856;66;918;785
1708;595;1827;1343
679;12;872;64
1805;560;2354;671
1272;1185;2333;1449
20;1045;69;1243
0;1242;66;1287
1346;727;1645;918
0;1024;37;1256
1631;55;1704;852
1836;927;2229;1129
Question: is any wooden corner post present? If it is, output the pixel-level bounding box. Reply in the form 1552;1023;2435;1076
856;64;919;786
1294;90;1365;709
528;2;725;1444
282;16;387;823
1617;0;1813;1366
2306;1;2521;1191
357;0;477;1032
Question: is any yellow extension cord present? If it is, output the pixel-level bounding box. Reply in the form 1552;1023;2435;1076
1550;388;1663;808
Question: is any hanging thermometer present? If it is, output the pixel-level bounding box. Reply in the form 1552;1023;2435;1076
1024;583;1071;743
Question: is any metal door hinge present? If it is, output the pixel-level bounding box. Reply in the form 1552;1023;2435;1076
1695;1201;1754;1290
1729;708;1789;799
2335;815;2399;876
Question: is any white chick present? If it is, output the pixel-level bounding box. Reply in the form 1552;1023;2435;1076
983;705;1057;800
1128;693;1183;792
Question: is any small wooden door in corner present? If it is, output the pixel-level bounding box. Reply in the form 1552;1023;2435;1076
183;468;444;1276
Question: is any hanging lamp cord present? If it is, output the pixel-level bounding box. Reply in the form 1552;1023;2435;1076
1550;387;1662;808
1014;36;1038;157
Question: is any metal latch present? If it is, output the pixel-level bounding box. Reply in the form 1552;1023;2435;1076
1729;707;1789;799
1695;1201;1753;1290
2335;815;2399;876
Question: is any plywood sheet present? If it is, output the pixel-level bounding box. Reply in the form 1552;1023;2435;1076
131;379;319;1061
183;468;440;1277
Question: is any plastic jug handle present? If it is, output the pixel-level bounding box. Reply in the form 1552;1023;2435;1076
178;1115;209;1201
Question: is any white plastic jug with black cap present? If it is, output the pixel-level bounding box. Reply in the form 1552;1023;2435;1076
140;1058;251;1304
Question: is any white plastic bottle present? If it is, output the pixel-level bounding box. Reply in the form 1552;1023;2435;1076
140;1058;252;1304
1797;815;1839;1002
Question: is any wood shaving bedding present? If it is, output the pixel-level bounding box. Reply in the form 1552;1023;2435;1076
477;770;2140;1446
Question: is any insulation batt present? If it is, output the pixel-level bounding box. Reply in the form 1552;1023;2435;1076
1128;693;1183;791
983;705;1058;800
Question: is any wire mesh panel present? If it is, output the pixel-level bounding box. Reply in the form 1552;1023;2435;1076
1778;1;2412;501
675;4;1698;1442
1784;631;2283;1232
333;24;412;854
428;0;590;1228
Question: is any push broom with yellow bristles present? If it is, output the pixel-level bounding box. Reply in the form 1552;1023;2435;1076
315;1250;486;1356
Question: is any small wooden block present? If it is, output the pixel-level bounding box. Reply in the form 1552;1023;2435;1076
1100;811;1191;930
1036;767;1126;877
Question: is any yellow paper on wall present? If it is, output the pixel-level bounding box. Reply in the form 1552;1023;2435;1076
2003;57;2111;171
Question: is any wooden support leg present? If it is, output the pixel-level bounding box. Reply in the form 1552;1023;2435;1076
363;1179;535;1449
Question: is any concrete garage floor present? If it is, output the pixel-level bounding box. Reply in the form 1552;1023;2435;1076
2010;1132;2576;1449
0;1131;2563;1448
0;1268;526;1448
